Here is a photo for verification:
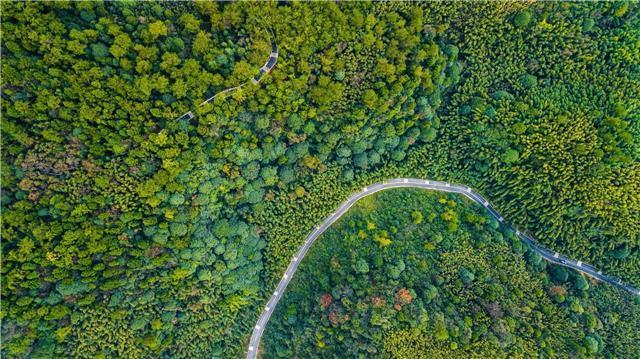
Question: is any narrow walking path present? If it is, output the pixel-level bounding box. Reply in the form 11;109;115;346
246;178;640;358
176;36;278;122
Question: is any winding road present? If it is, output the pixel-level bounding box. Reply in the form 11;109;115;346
246;177;640;358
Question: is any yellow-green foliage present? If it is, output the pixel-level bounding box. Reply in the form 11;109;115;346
1;1;639;357
262;189;640;358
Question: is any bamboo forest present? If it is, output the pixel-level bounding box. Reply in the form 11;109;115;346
1;1;639;358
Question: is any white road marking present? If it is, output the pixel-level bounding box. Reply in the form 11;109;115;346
248;177;640;358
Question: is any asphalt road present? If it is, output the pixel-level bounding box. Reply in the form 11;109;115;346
246;177;640;358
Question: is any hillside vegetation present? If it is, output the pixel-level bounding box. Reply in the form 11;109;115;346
1;1;638;357
262;189;640;358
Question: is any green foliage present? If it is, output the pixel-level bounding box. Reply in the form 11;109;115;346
513;11;532;28
551;266;569;283
355;258;370;274
169;193;185;206
575;275;590;291
1;1;639;357
501;149;519;164
433;313;449;341
583;335;598;354
458;268;475;285
56;281;91;297
519;73;538;88
262;189;640;357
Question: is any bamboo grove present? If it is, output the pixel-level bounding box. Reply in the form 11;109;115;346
1;1;638;357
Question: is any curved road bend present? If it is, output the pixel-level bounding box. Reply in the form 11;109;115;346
176;37;278;122
247;177;640;358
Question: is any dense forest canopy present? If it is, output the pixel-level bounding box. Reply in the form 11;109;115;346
1;1;638;358
262;189;640;358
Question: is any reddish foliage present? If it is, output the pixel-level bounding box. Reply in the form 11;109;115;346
483;301;503;320
147;246;162;258
548;285;567;297
328;309;349;325
82;160;99;172
320;293;333;310
28;191;41;202
328;311;339;325
394;288;413;309
264;190;275;201
371;296;386;308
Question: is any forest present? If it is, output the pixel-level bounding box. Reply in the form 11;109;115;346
1;1;638;358
262;189;640;358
